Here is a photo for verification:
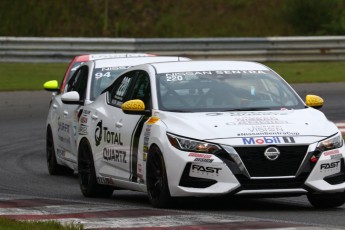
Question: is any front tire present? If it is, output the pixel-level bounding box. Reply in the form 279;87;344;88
146;146;173;208
307;192;345;209
46;127;74;175
78;139;113;198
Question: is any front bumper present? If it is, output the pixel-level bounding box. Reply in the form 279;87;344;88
167;142;345;197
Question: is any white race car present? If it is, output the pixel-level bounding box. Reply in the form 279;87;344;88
65;60;345;208
43;56;190;175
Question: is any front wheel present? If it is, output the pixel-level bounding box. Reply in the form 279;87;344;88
78;139;113;198
307;192;345;209
146;146;173;208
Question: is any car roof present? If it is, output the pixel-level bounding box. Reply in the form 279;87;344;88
149;61;270;74
74;53;155;62
93;56;190;68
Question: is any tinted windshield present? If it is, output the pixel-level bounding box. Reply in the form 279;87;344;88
90;66;130;100
157;70;304;112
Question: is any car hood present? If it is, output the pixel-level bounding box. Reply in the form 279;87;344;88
158;108;339;145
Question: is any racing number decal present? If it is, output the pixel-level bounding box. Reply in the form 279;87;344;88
129;116;149;182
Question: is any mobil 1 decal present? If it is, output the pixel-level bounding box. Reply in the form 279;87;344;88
242;136;295;145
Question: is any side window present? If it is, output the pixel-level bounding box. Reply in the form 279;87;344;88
108;71;137;107
66;66;89;101
127;71;151;109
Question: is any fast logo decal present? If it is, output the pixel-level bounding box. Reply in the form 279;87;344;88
242;136;295;145
191;164;221;175
320;161;340;171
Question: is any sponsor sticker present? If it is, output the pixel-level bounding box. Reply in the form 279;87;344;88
103;147;127;163
242;136;295;145
147;117;160;125
227;116;290;126
190;164;222;178
237;125;300;137
188;152;212;159
323;149;340;156
194;158;214;163
94;120;123;146
320;161;340;171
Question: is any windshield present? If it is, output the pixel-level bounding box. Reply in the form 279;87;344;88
90;66;130;100
157;70;305;112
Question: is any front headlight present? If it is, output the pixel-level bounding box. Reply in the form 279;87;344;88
317;133;344;152
167;133;221;154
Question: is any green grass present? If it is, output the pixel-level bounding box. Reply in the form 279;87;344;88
0;217;83;230
265;61;345;83
0;63;67;91
0;61;345;91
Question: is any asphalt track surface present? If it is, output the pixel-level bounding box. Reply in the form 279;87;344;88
0;83;344;229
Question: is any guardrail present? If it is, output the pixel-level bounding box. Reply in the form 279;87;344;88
1;36;345;62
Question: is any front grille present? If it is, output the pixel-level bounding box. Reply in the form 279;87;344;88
234;145;309;177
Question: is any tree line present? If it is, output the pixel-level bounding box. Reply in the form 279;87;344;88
1;0;344;37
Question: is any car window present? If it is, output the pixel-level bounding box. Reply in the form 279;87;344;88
91;66;131;101
127;71;151;109
59;61;84;94
157;70;304;112
66;66;89;101
107;71;137;107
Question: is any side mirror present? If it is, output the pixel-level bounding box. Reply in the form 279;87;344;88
122;99;151;115
305;94;324;109
61;91;81;104
43;80;59;92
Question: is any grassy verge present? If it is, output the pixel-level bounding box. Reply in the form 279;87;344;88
265;61;345;83
0;61;345;91
0;63;67;91
0;217;83;229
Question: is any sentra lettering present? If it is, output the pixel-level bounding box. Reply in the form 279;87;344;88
215;70;265;74
103;127;123;145
103;147;127;163
192;164;221;174
320;161;340;170
242;136;295;145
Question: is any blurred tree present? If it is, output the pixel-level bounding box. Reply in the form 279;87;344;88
285;0;345;35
